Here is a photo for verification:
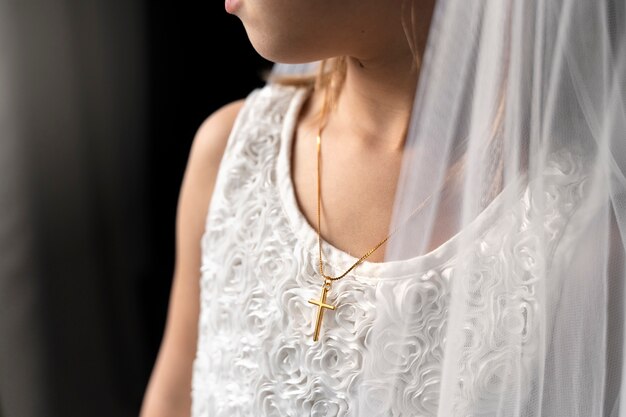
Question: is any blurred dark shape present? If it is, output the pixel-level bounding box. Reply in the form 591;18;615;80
0;1;149;415
0;1;270;416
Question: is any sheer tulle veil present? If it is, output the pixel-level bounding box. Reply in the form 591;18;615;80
272;0;626;415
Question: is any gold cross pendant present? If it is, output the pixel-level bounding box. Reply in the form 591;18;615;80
308;279;336;342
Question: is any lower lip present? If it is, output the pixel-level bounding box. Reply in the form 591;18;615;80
225;0;240;14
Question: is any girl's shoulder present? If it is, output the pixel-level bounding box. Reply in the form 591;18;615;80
188;99;246;174
189;83;310;179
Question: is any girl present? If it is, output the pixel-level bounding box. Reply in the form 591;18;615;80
142;1;626;416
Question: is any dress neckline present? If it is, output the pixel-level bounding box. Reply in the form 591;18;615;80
275;85;526;280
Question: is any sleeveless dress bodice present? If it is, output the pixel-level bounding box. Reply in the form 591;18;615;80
191;84;586;417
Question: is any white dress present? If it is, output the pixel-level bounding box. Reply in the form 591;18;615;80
191;84;586;417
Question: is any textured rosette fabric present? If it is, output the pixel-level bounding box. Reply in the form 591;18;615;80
191;84;585;417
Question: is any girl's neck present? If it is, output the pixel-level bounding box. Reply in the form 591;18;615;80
331;55;419;150
323;4;435;151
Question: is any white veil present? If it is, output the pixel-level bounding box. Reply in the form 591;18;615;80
273;0;626;415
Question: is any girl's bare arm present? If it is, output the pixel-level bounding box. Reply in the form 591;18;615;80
140;100;244;417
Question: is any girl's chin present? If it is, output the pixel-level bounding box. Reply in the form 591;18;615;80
225;0;241;14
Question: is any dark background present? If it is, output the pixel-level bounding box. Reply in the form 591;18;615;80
0;1;271;416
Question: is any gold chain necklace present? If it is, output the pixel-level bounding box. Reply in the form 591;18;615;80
307;116;453;342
